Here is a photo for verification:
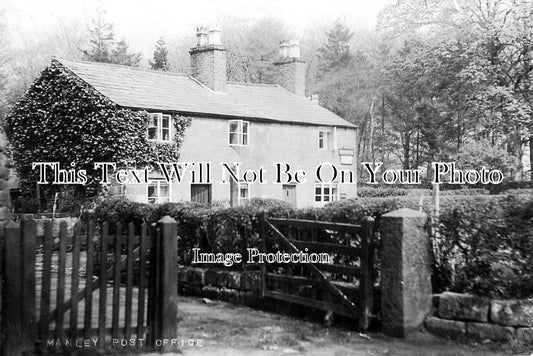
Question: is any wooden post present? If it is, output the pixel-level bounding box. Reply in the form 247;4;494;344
155;216;179;353
3;218;37;355
261;213;266;298
433;183;440;218
21;217;37;348
359;216;374;331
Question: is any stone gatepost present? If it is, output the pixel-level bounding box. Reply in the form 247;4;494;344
380;208;432;337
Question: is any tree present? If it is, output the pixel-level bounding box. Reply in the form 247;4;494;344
223;16;290;83
315;19;356;121
110;38;142;67
0;6;10;123
82;7;114;63
82;8;142;66
149;37;170;71
456;140;515;176
315;20;383;164
317;19;353;76
376;0;533;178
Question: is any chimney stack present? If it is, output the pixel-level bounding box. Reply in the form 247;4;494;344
273;39;306;96
190;25;227;91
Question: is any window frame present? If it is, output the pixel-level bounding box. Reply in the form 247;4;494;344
314;182;339;203
147;113;172;143
147;179;171;204
238;182;251;203
228;120;250;146
318;127;337;150
318;130;327;150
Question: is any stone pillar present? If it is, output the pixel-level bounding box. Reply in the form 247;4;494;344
380;208;432;337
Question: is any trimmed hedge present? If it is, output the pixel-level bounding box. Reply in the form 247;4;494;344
500;188;533;195
357;186;489;198
87;194;533;298
489;180;533;194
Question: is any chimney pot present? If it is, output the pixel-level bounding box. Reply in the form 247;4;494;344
273;38;306;96
279;40;289;59
208;25;222;46
288;39;300;59
196;26;208;46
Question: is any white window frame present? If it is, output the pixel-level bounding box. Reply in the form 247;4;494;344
148;113;172;143
228;120;249;146
318;127;337;150
318;130;327;150
314;182;339;203
237;182;251;205
147;180;171;204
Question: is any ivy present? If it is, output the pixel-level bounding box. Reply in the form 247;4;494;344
5;60;191;196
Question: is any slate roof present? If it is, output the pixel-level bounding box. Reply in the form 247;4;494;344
56;58;356;128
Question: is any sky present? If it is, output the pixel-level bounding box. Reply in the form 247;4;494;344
3;0;394;56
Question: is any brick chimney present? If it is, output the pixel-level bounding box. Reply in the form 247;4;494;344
189;25;227;91
273;39;306;96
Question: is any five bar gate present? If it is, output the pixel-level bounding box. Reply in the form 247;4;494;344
261;216;376;330
0;216;179;355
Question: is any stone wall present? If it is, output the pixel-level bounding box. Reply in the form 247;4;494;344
177;266;264;308
426;292;533;345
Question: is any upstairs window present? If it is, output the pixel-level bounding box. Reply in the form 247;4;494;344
318;128;336;150
318;130;328;149
229;120;249;146
148;113;171;142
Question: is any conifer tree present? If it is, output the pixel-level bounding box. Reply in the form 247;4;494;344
149;37;170;71
317;19;353;76
82;8;142;66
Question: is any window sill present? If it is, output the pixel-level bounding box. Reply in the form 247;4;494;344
148;139;172;144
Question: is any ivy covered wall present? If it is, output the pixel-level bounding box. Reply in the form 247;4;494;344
5;60;191;198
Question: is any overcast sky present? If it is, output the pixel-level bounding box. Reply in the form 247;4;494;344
4;0;393;54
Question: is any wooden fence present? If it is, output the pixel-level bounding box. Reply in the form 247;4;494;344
0;216;178;355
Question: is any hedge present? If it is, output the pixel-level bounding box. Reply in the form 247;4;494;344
356;186;489;198
87;194;533;298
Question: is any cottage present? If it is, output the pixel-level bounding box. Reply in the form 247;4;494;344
23;27;358;208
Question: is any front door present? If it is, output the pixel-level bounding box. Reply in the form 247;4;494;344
282;185;296;207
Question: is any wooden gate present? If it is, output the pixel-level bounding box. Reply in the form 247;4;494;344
261;216;376;330
0;216;178;355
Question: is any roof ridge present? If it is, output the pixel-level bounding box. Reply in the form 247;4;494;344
54;57;190;77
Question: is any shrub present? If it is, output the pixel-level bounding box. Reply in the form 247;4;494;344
499;188;533;195
489;179;533;194
434;195;533;298
87;198;155;230
439;188;489;196
357;187;489;198
357;187;411;198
